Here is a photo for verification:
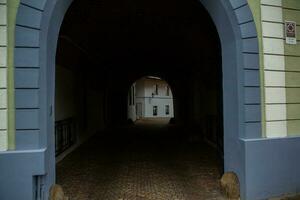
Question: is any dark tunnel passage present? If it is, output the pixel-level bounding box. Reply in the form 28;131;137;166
55;0;224;198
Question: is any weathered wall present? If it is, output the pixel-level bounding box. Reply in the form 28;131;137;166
135;78;174;118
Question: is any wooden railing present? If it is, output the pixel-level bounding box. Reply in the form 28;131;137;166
55;118;76;156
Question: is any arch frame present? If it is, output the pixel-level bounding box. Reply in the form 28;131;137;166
3;0;265;199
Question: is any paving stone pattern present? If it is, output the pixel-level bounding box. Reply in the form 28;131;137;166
57;121;226;200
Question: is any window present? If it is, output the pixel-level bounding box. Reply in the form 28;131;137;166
128;86;135;105
153;84;158;95
166;86;170;96
128;87;132;105
132;86;135;105
165;105;170;115
153;106;158;116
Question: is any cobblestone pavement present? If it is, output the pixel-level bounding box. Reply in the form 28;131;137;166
276;196;300;200
57;121;226;200
285;197;300;200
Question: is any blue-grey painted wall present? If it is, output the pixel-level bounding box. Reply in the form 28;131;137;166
243;137;300;199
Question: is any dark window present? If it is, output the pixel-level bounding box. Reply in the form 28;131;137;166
166;86;170;96
153;106;158;116
128;86;135;105
153;84;158;95
165;105;170;115
128;87;132;105
132;86;135;105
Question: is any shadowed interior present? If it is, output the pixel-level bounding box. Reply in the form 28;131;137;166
55;0;223;198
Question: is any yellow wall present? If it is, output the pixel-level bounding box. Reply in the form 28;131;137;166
0;0;8;151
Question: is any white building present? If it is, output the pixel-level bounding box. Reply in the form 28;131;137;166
128;76;174;121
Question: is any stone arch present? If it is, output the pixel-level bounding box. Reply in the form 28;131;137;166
13;0;260;199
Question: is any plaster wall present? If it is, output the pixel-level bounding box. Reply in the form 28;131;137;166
128;105;137;121
128;84;137;121
0;0;7;151
135;78;174;118
251;0;300;137
260;0;288;137
282;1;300;136
142;98;174;118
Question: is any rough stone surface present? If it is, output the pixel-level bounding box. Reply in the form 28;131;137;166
282;197;300;200
57;120;226;200
271;195;300;200
220;172;240;200
49;184;69;200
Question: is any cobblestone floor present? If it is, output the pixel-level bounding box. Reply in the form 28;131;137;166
275;196;300;200
57;121;226;200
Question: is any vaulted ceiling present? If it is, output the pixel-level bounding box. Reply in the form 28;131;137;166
56;0;222;92
57;0;220;66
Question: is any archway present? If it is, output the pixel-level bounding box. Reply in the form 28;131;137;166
13;0;260;199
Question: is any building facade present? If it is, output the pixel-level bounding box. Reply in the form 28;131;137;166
0;0;300;199
128;77;174;121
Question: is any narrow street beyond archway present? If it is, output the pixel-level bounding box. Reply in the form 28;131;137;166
57;119;226;200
